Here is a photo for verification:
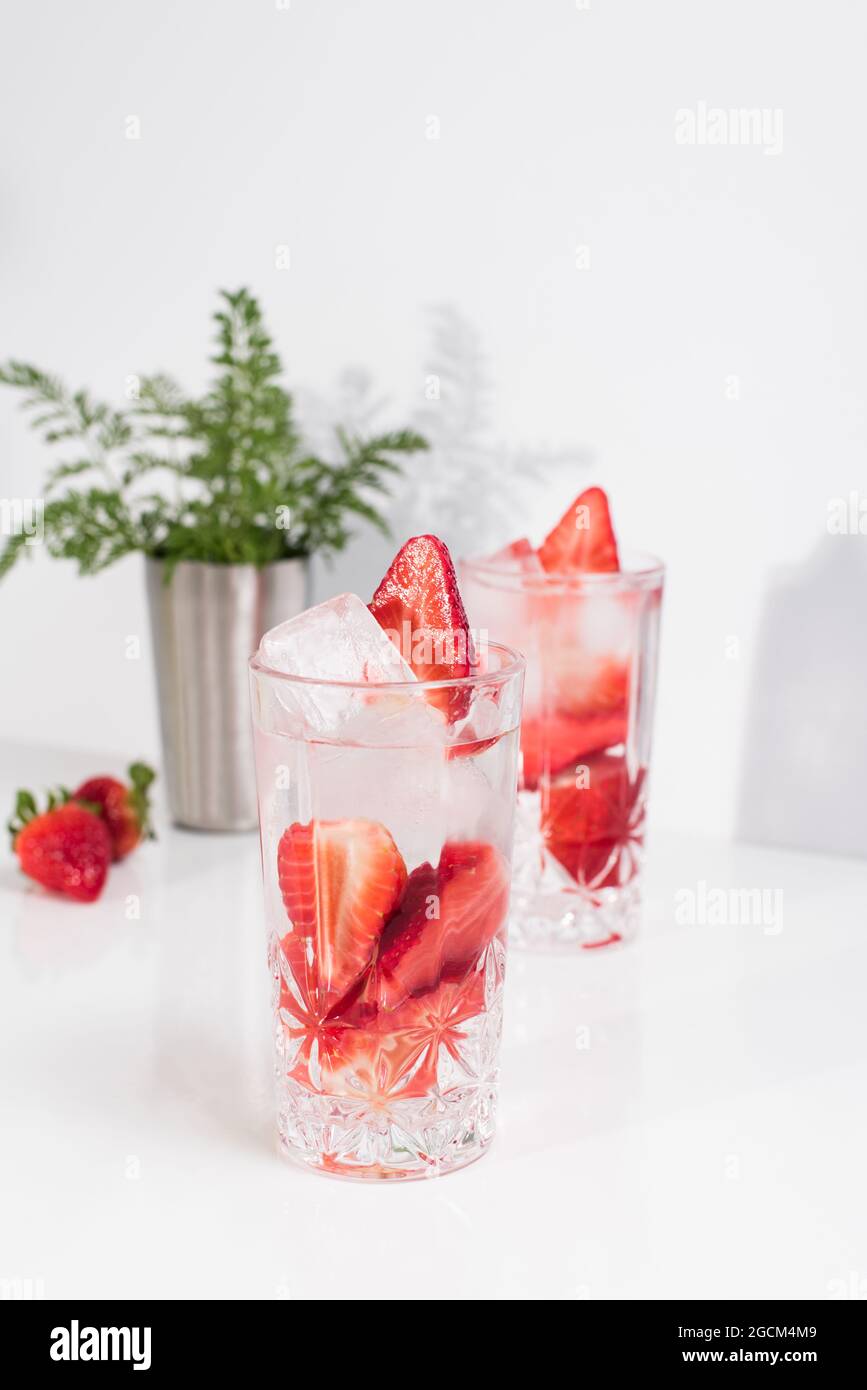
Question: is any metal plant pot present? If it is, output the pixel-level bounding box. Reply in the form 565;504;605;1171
146;556;309;831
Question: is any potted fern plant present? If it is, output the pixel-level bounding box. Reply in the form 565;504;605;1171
0;289;427;830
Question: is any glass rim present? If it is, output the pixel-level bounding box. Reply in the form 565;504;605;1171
460;547;665;590
249;638;526;693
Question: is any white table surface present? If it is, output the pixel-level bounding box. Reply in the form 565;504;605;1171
2;741;866;1302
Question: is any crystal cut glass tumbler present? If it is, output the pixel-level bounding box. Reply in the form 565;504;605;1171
460;553;663;950
249;645;524;1180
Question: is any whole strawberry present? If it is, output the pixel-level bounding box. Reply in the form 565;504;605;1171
9;790;112;902
72;762;156;862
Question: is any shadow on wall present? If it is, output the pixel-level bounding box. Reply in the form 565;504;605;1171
736;532;867;857
304;304;589;601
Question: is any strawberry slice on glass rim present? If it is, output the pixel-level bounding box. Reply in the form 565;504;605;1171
537;485;620;575
369;534;475;719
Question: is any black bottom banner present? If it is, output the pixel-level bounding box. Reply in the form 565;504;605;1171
2;1298;861;1372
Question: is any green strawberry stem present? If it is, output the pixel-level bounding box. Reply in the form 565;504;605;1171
8;766;155;851
128;762;156;841
7;785;101;845
7;789;39;842
8;783;106;845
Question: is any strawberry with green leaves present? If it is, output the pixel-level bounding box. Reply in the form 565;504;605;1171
9;789;112;903
72;762;156;861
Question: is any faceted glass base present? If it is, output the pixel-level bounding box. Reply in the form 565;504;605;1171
508;786;644;950
273;938;506;1180
509;876;642;951
276;1081;498;1181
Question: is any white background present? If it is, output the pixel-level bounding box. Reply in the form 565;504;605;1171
2;0;866;849
3;740;866;1299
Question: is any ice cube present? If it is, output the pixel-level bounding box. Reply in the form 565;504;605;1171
442;755;509;848
260;592;413;683
257;594;454;863
347;690;448;748
451;689;496;751
539;589;635;729
510;788;546;891
296;739;445;867
298;732;507;873
573;591;635;661
258;593;417;737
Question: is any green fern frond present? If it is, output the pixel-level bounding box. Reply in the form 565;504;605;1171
0;290;427;579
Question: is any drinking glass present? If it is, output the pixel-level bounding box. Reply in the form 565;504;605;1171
249;644;525;1179
460;553;663;950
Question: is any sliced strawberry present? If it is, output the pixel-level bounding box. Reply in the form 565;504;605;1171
446;732;501;761
280;966;492;1107
317;1023;439;1103
369;535;474;718
446;690;504;761
318;862;438;1028
347;970;489;1099
541;752;645;890
436;841;510;980
375;861;439;1003
486;537;543;573
523;653;630;792
9;791;112;902
277;819;407;1014
538;486;619;574
492;536;533;560
73;762;155;861
279;938;493;1105
376;841;509;1011
384;967;488;1036
520;706;628;790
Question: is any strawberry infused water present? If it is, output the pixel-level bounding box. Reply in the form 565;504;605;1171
461;489;663;950
249;537;524;1179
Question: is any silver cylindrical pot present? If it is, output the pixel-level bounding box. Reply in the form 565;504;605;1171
146;557;309;831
